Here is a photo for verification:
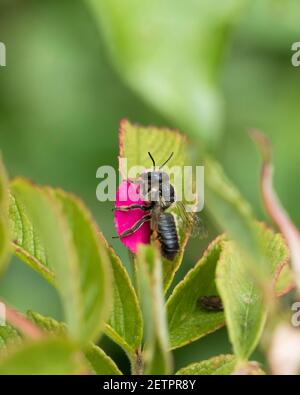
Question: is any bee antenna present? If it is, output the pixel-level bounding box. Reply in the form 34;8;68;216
160;152;174;169
148;152;156;168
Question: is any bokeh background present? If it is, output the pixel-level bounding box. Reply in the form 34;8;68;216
0;0;300;372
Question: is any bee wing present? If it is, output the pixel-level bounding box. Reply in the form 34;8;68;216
173;201;207;239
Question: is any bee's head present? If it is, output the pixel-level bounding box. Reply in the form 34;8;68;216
140;170;169;185
141;152;173;184
139;153;174;202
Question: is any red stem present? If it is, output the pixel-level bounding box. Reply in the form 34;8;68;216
250;130;300;294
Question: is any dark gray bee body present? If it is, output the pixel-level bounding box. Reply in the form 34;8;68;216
140;170;175;207
114;152;183;261
157;212;180;260
141;153;179;260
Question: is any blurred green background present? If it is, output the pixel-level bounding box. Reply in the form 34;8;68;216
0;0;300;372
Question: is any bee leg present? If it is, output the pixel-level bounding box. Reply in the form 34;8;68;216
114;204;150;211
113;214;151;239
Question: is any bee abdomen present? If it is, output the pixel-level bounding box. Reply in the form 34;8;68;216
157;213;179;260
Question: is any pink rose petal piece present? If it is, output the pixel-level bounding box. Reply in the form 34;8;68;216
114;180;151;253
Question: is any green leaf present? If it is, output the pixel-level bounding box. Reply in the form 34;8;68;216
0;325;22;351
88;1;248;145
204;156;293;359
10;179;82;337
136;245;172;375
9;179;112;343
30;239;143;362
204;158;293;289
216;224;290;360
275;262;295;297
9;189;56;286
118;119;191;291
1;312;122;375
119;119;187;171
27;310;68;336
176;355;238;375
85;343;122;375
167;223;289;352
52;189;112;343
11;177;142;353
104;246;143;355
205;157;262;266
27;311;122;375
256;223;292;296
0;154;11;273
0;338;89;374
167;237;224;350
217;240;265;360
176;355;265;375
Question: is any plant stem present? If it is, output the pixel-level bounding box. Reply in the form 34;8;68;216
131;349;144;375
128;252;145;374
250;130;300;295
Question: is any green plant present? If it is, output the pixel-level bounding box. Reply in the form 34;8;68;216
0;120;298;375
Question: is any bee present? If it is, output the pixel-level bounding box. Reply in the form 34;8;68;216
114;152;198;260
198;295;223;311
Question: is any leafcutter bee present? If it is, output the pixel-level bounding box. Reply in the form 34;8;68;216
114;152;203;260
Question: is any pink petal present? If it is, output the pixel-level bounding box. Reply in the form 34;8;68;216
114;180;151;253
